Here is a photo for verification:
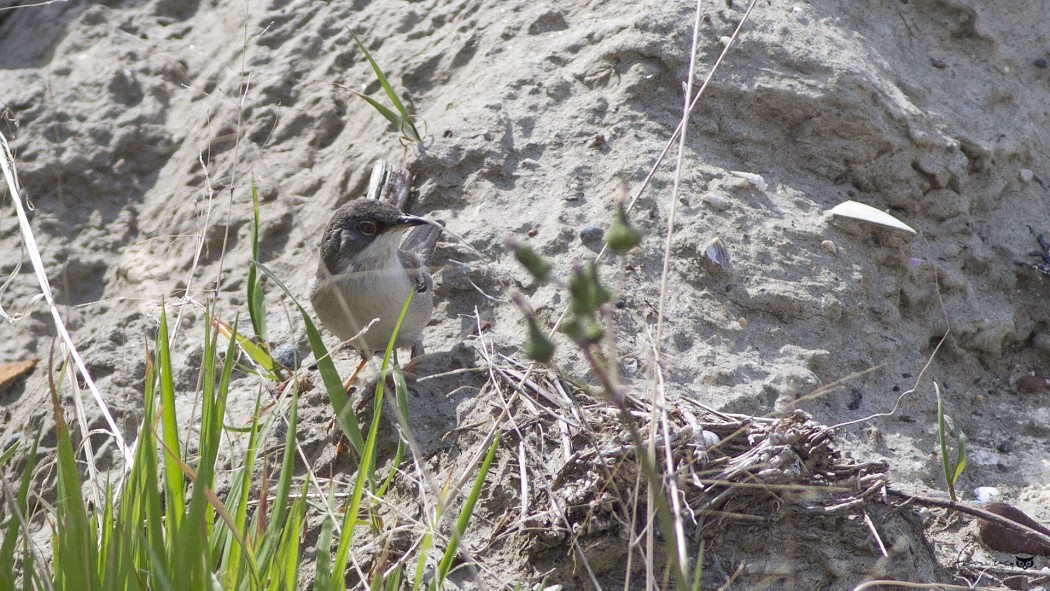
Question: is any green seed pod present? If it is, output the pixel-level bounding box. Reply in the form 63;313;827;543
512;241;552;282
606;202;641;254
559;315;604;345
524;316;555;363
568;262;611;315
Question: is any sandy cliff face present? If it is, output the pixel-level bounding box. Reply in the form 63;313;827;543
2;0;1049;587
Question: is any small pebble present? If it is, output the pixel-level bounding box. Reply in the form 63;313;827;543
847;388;862;410
791;5;806;22
719;35;732;47
1020;168;1035;183
1035;58;1048;69
863;425;883;445
997;440;1013;453
579;226;604;242
621;356;639;378
1017;374;1047;394
2;434;19;452
273;343;303;370
699;430;721;448
702;192;730;211
820;240;837;255
736;316;748;328
973;486;1000;503
521;158;541;169
527;228;539;237
930;57;947;69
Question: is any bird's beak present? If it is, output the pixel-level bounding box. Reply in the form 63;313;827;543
391;214;429;231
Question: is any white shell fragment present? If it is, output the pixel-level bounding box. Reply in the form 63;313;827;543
702;237;734;273
828;200;916;235
972;486;1000;504
729;170;768;191
697;236;739;275
702;192;729;211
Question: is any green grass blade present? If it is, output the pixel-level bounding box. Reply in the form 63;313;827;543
213;317;278;382
248;178;267;342
952;428;968;484
375;364;408;499
691;541;705;591
346;28;421;142
157;305;186;537
410;528;433;591
50;363;100;591
935;382;957;501
374;293;416;497
0;433;40;590
347;90;404;132
126;341;168;590
97;482;115;589
220;397;263;590
254;261;365;455
434;432;501;589
272;482;307;591
330;388;385;591
313;496;335;591
255;383;300;578
0;438;18;467
175;314;230;588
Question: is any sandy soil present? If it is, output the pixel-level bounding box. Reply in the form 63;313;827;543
3;0;1050;588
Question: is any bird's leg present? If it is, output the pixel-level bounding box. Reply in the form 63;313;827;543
326;355;370;434
403;339;425;373
342;355;369;392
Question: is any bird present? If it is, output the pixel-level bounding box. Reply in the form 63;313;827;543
308;199;442;382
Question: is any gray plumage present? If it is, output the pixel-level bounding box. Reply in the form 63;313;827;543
308;199;442;358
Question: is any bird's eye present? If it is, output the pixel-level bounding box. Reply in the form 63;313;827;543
358;221;378;235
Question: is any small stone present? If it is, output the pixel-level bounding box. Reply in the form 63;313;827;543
273;343;303;370
702;192;729;211
579;226;604;242
863;425;883;445
2;435;19;452
527;228;539;237
719;36;732;47
521;158;541;169
791;5;806;22
973;486;1000;503
930;57;947;69
997;440;1013;453
699;430;720;448
621;356;639;377
736;316;748;328
847;387;862;410
1035;58;1048;69
1017;374;1047;394
820;240;837;255
1020;168;1035;183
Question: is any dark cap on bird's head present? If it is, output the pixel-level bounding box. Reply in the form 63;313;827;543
318;199;428;275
